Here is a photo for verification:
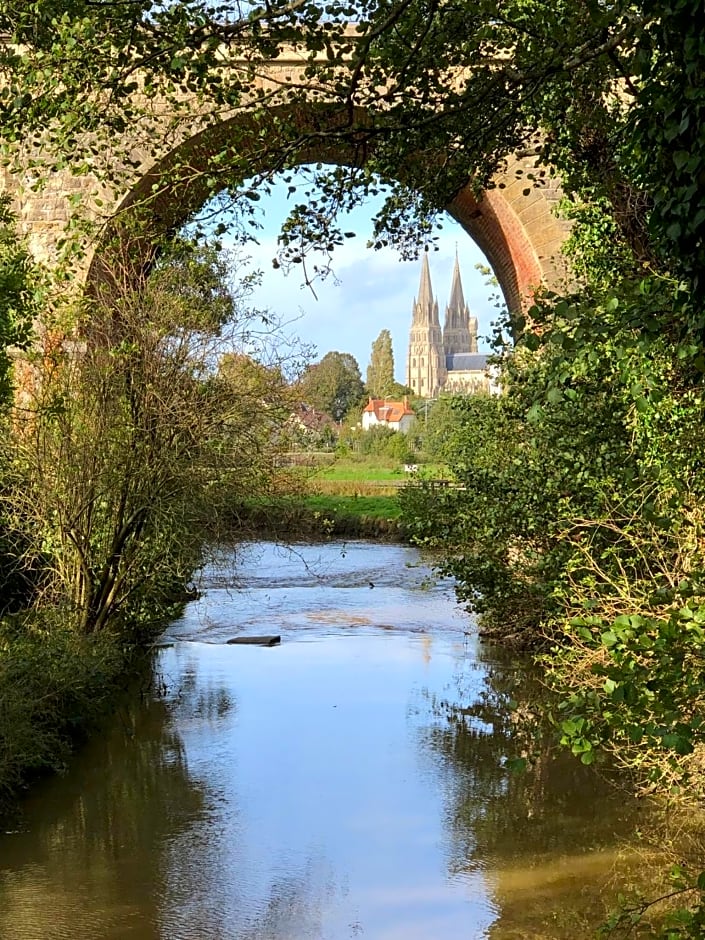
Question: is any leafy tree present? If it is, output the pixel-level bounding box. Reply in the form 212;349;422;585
0;196;36;407
0;198;39;611
415;395;465;463
6;235;295;636
366;329;395;398
341;424;413;463
218;352;298;465
298;351;365;423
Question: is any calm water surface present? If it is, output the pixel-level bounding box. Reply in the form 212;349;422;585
0;541;672;938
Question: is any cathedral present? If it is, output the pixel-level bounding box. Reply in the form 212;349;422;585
406;254;490;398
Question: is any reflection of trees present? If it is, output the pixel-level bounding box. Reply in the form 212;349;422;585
421;649;666;938
0;662;212;940
0;649;333;940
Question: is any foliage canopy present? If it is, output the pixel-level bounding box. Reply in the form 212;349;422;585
366;328;395;399
298;350;365;422
2;0;700;284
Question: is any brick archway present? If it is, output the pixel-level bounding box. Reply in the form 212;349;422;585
84;113;570;314
449;155;571;313
3;80;571;313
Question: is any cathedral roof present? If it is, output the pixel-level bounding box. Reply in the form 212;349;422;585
445;353;489;372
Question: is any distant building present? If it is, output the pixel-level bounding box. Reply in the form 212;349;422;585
289;402;337;435
406;254;491;397
285;403;338;449
362;397;415;434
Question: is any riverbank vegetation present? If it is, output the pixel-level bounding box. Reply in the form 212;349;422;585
400;292;705;931
0;229;304;806
0;616;139;807
388;0;705;930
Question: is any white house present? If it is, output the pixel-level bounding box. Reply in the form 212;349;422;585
361;397;415;434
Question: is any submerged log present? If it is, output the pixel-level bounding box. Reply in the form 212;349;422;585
227;635;281;647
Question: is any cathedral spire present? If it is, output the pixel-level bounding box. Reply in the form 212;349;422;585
406;254;446;397
443;253;477;356
447;252;466;320
412;252;436;325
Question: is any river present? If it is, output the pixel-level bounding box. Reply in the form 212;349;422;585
0;540;685;938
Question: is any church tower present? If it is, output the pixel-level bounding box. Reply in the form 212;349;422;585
406;254;447;397
443;253;478;356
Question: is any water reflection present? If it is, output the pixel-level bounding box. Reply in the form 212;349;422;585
0;693;207;939
0;541;695;939
422;693;649;935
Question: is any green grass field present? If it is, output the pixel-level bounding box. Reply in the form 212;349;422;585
303;493;402;521
316;462;406;483
306;458;444;497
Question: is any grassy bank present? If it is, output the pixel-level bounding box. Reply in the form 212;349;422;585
303;493;405;538
235;492;407;540
304;493;402;520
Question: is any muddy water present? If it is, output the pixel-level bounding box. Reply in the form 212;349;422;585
0;541;677;938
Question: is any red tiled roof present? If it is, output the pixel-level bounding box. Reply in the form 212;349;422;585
363;398;414;423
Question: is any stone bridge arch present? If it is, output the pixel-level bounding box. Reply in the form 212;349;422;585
3;48;571;314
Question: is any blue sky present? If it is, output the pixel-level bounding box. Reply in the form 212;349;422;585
223;175;502;383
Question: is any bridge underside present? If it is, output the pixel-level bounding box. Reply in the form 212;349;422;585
6;101;571;315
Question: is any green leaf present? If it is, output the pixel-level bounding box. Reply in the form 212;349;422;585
505;756;527;774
